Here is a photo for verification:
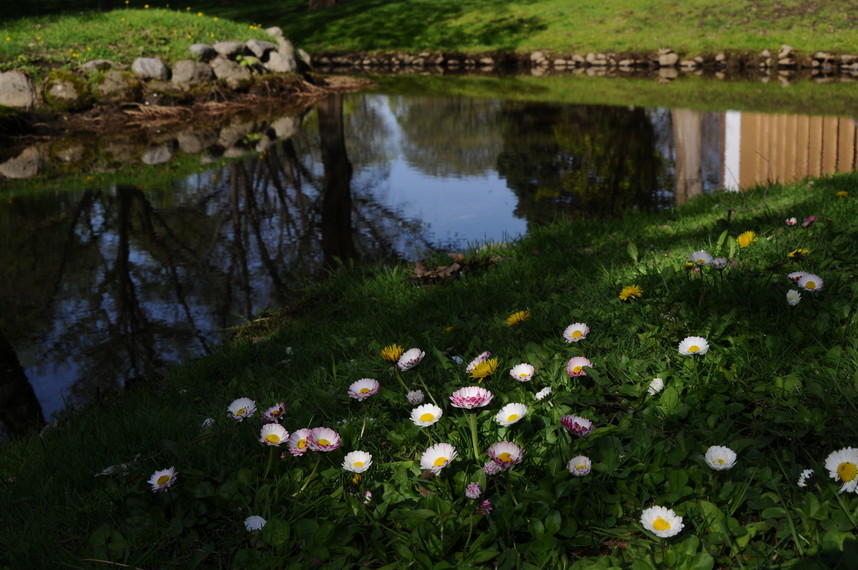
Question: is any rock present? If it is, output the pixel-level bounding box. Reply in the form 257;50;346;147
266;26;284;38
171;60;215;87
479;57;494;67
213;41;245;58
0;146;42;179
177;129;218;154
211;57;252;89
43;71;92;112
189;43;217;61
131;57;170;80
0;71;37;110
80;59;116;72
96;70;142;104
760;49;771;58
778;45;793;59
658;52;679;67
246;39;277;58
658;47;675;55
679;59;698;69
265;50;296;73
141;144;174;165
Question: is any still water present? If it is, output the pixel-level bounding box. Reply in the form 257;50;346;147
1;86;857;436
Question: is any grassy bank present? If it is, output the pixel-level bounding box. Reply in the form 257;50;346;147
1;174;856;568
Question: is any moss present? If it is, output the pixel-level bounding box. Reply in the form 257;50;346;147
94;71;142;105
42;69;93;113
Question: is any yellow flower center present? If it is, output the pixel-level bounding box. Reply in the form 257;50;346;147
353;461;364;467
297;439;307;449
359;387;371;394
318;438;330;446
576;463;586;470
696;258;706;264
572;366;582;374
236;407;245;415
653;518;671;531
518;373;528;378
433;456;448;467
266;434;280;444
572;330;583;338
838;462;857;482
507;414;519;422
156;474;170;486
717;458;724;465
688;345;700;353
497;452;514;463
419;413;435;422
805;281;816;290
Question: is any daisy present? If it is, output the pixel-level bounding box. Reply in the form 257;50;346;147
786;290;801;306
797;469;814;488
648;377;664;395
509;363;535;382
535;386;552;401
825;447;858;493
420;443;457;474
506;310;530;327
566;356;592;377
348;378;380;401
465;482;482;499
561;415;594;437
568;455;591;477
469;357;499;381
711;257;727;270
785;217;797;226
704;445;737;470
397;348;425;371
690;250;713;266
148;467;178;492
287;428;312;456
450;386;494;409
259;423;289;446
411;403;443;427
342;450;373;473
381;344;404;363
487;441;524;469
244;515;266;532
483;461;503;476
480;499;493;515
619;285;643;301
466;351;491;373
736;231;757;248
495;403;528;426
406;390;425;404
641;505;684;538
308;427;341;452
678;336;709;355
261;402;286;423
787;270;809;283
797;273;823;292
227;397;256;421
563;323;590;343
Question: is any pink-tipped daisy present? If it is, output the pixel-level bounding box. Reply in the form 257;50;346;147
566;356;592;377
420;443;457;474
261;402;286;423
465;351;491;373
287;428;312;456
348;378;380;401
450;386;494;409
465;482;482;499
787;270;809;283
561;415;594;437
259;423;289;446
509;363;535;382
397;348;425;371
568;455;592;477
487;441;524;470
227;397;256;421
148;467;178;492
690;250;713;266
797;273;823;292
563;323;590;343
308;427;341;452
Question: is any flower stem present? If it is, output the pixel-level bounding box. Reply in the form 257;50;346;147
295;454;321;495
418;376;438;407
263;446;275;479
468;412;480;462
394;369;412;393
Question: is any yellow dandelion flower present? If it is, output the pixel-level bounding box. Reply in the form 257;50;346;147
836;191;848;197
120;17;126;22
788;248;809;259
213;16;219;21
144;3;149;7
619;285;643;301
469;358;499;381
506;310;530;327
736;231;757;248
380;344;404;363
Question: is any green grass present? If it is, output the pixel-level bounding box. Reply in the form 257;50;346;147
1;175;856;567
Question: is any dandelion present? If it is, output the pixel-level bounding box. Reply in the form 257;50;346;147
798;469;814;488
148;467;178;492
825;447;858;493
348;378;380;401
450;386;494;409
506;310;530;326
566;356;592;377
690;250;713;266
495;403;527;426
535;386;552;401
786;290;801;306
469;357;499;381
837;191;849;197
261;402;286;423
483;461;503;476
561;415;594;437
397;348;425;371
411;403;443;427
244;515;266;531
287;428;312;456
801;215;816;228
308;427;341;452
487;441;524;470
465;351;491;373
736;231;757;248
704;445;737;470
465;482;482;499
648;377;664;395
640;506;684;538
787;270;809;283
406;390;425;404
509;363;535;382
797;273;823;292
227;397;256;421
619;285;643;301
381;344;404;363
785;217;798;226
563;323;589;343
788;248;809;259
711;257;727;270
342;450;373;473
259;423;289;446
420;443;457;474
678;336;709;355
568;455;592;477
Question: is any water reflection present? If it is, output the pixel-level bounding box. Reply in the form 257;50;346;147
1;90;857;436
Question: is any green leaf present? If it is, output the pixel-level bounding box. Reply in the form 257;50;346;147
659;386;679;414
262;518;291;548
716;229;729;253
627;241;639;263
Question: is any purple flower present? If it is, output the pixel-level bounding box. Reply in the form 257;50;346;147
465;482;482;499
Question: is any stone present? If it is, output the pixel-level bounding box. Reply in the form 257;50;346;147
0;71;37;110
80;59;116;72
658;52;679;67
211;57;252;89
141;144;174;165
218;117;255;148
0;146;42;179
43;71;92;112
213;41;245;58
96;70;142;104
778;45;793;59
177;129;218;154
658;47;674;55
131;57;170;80
189;43;217;61
760;49;771;58
479;57;494;67
264;51;296;73
680;59;698;69
246;39;277;58
171;60;215;86
266;26;284;38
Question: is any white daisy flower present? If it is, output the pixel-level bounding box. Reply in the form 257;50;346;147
825;447;858;493
420;443;457;474
244;515;266;532
535;387;552;401
227;397;256;421
348;378;380;401
563;323;590;343
411;403;443;427
647;377;664;395
690;250;713;266
342;450;373;473
711;257;728;270
259;423;289;446
406;390;425;404
678;336;709;355
568;455;591;477
786;290;801;306
704;445;737;470
797;273;823;292
640;505;684;538
495;403;527;426
797;469;814;488
148;467;178;492
509;363;535;382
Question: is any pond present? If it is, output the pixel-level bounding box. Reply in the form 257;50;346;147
1;75;856;437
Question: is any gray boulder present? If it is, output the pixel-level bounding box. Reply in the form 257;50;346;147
246;39;277;58
189;43;217;61
264;51;296;73
211;57;252;89
132;57;170;80
81;59;117;73
43;71;92;112
213;41;245;58
172;60;215;87
0;146;42;179
141;144;174;165
96;71;142;104
0;71;37;110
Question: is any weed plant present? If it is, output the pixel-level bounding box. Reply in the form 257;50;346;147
0;175;856;568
